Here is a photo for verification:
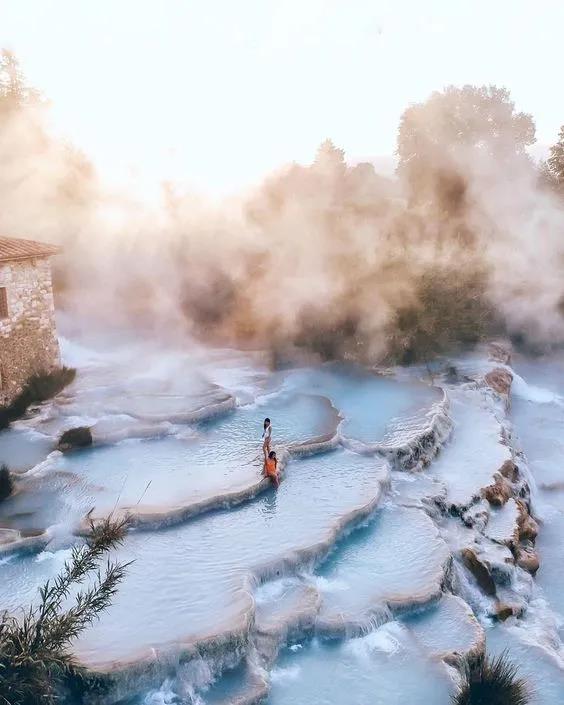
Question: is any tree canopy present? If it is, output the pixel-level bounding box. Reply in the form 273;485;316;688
397;85;536;212
0;50;39;119
543;125;564;193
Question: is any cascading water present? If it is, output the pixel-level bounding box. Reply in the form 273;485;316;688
1;333;564;705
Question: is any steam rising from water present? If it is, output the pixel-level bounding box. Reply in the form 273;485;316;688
1;64;563;360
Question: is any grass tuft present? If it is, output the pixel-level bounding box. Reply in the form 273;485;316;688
453;651;530;705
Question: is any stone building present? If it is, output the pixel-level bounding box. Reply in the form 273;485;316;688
0;236;61;406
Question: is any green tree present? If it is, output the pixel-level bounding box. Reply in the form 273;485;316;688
0;50;39;118
0;516;130;705
542;125;564;193
397;85;536;212
312;138;346;176
386;264;494;365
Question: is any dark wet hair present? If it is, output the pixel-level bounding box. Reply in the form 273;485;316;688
264;418;270;425
268;450;276;459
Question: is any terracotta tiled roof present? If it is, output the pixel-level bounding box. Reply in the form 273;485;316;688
0;237;61;263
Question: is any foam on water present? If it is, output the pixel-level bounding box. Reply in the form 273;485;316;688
511;354;564;634
267;633;453;705
511;372;564;406
343;621;406;658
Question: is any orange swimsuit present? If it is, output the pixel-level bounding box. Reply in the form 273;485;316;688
264;457;277;480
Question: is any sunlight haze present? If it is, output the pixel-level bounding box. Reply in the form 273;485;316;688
1;0;563;196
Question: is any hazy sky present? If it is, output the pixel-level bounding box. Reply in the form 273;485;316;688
1;0;563;196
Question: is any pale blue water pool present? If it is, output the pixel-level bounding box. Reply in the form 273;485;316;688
0;428;53;472
282;364;438;444
267;629;452;705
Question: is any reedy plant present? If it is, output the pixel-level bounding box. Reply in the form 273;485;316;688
0;515;131;705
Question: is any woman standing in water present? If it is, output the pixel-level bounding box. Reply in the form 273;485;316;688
262;417;272;456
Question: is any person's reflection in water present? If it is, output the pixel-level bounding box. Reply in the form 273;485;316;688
262;484;279;519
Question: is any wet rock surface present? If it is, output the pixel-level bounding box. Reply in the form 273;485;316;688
484;367;513;397
461;548;497;596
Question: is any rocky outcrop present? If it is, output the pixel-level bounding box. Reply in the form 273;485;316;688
499;460;520;483
461;548;496;596
488;342;512;366
516;499;539;542
493;602;523;622
514;546;540;575
462;501;490;531
481;474;513;507
484;368;513;397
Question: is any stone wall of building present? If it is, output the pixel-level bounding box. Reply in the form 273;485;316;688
0;257;61;405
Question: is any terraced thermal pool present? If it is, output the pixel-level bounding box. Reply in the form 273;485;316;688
1;337;564;704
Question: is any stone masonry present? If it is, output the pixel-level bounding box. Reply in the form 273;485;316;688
0;238;61;406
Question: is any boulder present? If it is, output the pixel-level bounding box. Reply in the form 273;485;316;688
515;547;540;575
493;602;523;622
516;500;539;543
484;368;513;396
475;543;514;586
461;548;497;596
499;460;520;483
462;501;490;532
482;474;512;507
488;342;512;365
57;426;93;452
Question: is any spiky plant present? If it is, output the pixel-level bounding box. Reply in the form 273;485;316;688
0;515;131;705
0;464;13;502
453;651;530;705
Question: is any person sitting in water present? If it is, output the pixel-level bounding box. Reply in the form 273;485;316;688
264;450;279;487
262;417;272;456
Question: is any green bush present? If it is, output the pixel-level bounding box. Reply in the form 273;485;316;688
386;265;495;365
453;651;530;705
57;427;93;452
0;367;76;430
0;463;13;502
0;515;130;705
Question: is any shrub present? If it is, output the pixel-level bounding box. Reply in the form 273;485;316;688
386;265;495;365
0;463;13;501
453;651;530;705
0;366;76;430
0;515;130;705
57;427;93;452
